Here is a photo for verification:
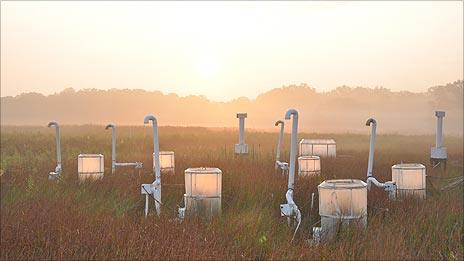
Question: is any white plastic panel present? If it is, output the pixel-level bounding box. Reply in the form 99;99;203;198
392;164;426;190
299;139;336;157
78;154;104;181
154;151;175;172
298;156;321;176
318;179;367;219
184;196;221;219
78;154;104;174
185;167;222;197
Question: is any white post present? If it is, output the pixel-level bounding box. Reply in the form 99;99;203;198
285;109;298;190
435;111;445;148
48;121;62;179
430;111;447;162
365;118;396;193
237;113;246;144
366;118;376;178
275;120;284;164
143;115;162;216
235;113;248;154
280;109;301;234
105;124;116;174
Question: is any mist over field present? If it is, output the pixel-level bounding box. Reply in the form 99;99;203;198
1;80;462;135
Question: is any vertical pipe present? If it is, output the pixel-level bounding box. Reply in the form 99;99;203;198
111;127;116;174
56;125;61;168
436;117;442;147
106;124;116;174
105;124;116;174
153;124;161;182
145;194;149;216
48;121;61;170
144;115;161;215
236;113;247;145
239;117;245;144
285;109;298;190
435;111;445;148
275;120;284;164
366;118;376;177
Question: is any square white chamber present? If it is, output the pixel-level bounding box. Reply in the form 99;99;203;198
392;163;426;199
154;151;175;173
184;167;222;218
298;156;321;176
318;179;367;238
78;154;104;181
299;139;336;157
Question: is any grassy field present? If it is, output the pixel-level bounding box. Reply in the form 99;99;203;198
1;125;463;260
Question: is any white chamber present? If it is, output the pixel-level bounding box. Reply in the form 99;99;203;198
78;154;104;181
184;167;222;219
298;156;321;176
299;139;336;157
317;179;367;239
154;151;175;173
392;163;426;199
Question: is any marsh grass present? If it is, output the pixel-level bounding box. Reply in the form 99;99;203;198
1;126;462;259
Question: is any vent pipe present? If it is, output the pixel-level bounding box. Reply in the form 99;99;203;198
47;121;62;180
234;113;249;154
280;109;301;239
366;118;376;178
275;120;288;172
141;115;162;216
435;111;445;148
430;111;447;165
365;118;396;196
105;124;142;174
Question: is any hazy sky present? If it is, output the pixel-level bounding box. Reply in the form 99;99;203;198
1;1;462;101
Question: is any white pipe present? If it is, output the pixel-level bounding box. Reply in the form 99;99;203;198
106;124;142;173
115;162;141;167
237;113;247;144
285;109;298;190
279;109;301;236
275;120;284;166
366;118;376;178
105;124;116;174
145;194;149;216
144;114;161;216
367;176;386;188
47;121;62;176
435;111;445;148
365;118;396;194
285;188;296;206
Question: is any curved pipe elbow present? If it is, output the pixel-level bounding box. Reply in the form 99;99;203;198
105;123;115;130
275;120;284;126
366;118;376;126
284;109;298;120
285;189;295;205
47;121;59;128
144;115;157;125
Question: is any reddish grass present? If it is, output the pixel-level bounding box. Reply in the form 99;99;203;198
1;126;462;259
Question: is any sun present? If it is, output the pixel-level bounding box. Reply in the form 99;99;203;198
195;57;219;78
